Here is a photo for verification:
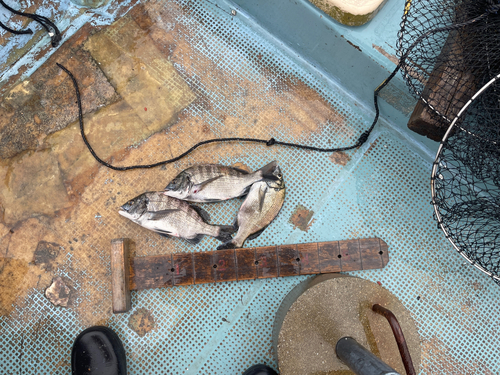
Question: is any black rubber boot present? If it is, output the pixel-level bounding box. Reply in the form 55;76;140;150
243;364;278;375
72;326;127;375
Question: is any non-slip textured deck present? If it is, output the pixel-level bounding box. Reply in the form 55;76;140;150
1;1;499;374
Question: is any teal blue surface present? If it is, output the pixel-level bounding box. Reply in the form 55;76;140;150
1;0;500;374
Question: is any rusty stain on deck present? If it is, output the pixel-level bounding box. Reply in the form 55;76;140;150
289;204;314;232
128;307;157;337
329;151;351;166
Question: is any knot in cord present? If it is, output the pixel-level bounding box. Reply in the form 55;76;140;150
266;138;276;146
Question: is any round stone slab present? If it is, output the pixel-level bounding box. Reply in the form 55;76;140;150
308;0;389;26
273;274;421;375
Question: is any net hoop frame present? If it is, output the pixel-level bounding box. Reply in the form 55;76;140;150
431;72;500;282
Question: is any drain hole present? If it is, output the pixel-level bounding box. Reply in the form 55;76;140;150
338;254;342;259
254;260;259;265
295;257;300;262
379;251;384;255
170;268;174;272
213;264;217;269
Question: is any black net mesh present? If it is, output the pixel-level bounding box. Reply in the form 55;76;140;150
397;0;500;129
432;78;500;279
402;0;500;279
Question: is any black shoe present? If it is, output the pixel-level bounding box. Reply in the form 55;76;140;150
243;364;278;375
72;326;127;375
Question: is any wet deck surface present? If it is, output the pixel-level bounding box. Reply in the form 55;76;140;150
1;0;500;374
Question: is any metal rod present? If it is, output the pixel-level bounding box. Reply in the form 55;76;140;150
372;304;416;375
336;337;400;375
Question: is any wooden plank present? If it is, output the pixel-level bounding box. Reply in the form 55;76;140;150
339;239;362;271
378;238;390;267
124;239;390;291
236;247;257;280
296;242;320;275
110;238;131;313
194;251;215;284
358;238;385;270
130;254;172;291
277;244;300;277
172;253;194;286
213;249;237;282
407;27;476;141
318;241;341;273
256;246;279;278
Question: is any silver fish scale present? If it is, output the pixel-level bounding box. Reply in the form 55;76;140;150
145;192;191;213
143;192;219;237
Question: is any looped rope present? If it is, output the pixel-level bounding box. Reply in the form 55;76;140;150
0;0;61;47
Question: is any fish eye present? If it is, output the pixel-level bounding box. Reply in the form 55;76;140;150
277;173;282;178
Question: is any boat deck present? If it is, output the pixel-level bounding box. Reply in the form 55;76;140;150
1;0;499;373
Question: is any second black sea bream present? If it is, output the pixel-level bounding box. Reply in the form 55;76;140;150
119;192;234;244
217;165;285;250
163;161;278;202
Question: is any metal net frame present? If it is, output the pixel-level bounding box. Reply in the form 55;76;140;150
431;74;500;282
398;0;500;280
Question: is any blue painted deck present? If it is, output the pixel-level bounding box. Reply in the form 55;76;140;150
1;0;499;374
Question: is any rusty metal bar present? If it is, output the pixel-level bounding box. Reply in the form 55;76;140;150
372;304;416;375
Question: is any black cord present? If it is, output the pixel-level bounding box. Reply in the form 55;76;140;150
0;20;32;34
0;0;61;47
55;3;496;172
56;62;373;171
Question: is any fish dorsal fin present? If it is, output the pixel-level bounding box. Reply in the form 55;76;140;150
148;209;180;221
232;166;250;175
191;205;211;222
193;176;223;193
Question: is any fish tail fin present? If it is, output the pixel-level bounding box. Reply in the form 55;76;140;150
217;240;236;250
257;160;279;181
215;225;236;243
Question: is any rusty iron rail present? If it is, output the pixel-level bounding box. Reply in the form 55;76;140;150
372;304;416;375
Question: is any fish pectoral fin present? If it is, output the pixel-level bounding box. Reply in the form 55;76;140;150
186;234;204;245
190;205;211;222
195;176;223;192
246;226;268;241
232;216;239;232
148;209;180;221
257;185;267;212
153;229;173;238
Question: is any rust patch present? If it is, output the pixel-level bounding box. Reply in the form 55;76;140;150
128;307;156;337
289;204;314;232
0;257;28;315
341;36;362;52
45;276;71;307
33;241;61;272
420;336;494;373
329;151;351;166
